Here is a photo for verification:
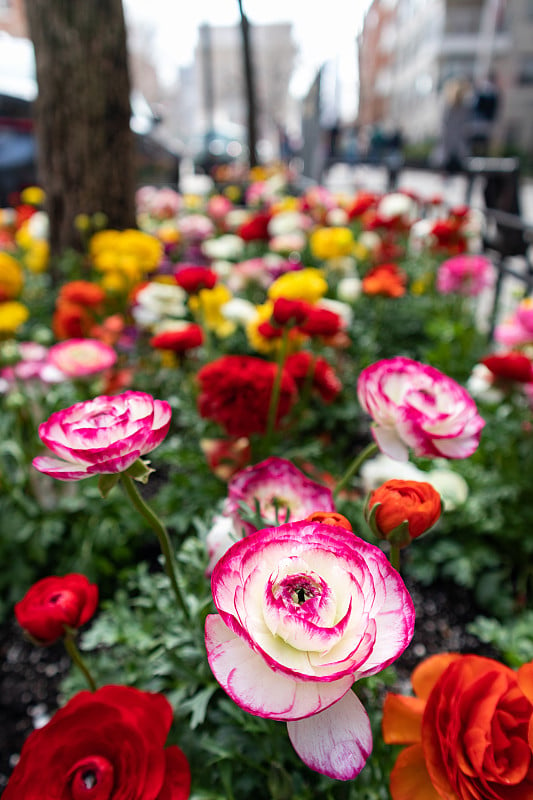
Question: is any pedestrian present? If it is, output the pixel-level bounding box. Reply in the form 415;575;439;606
468;73;500;156
435;78;471;175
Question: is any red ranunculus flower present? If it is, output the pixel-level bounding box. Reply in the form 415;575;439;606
150;324;204;353
3;685;191;800
53;302;92;340
15;574;99;645
482;350;533;383
284;351;342;403
298;306;343;338
346;191;378;219
272;297;311;327
238;211;272;241
197;354;297;437
365;479;441;546
382;653;533;800
175;265;217;293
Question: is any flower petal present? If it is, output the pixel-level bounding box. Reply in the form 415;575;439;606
205;614;353;720
389;743;442;800
32;455;92;480
382;694;425;744
286;690;372;780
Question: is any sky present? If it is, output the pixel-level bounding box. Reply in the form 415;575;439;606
122;0;372;112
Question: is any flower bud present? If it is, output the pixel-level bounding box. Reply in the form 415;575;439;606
305;510;353;531
365;479;441;547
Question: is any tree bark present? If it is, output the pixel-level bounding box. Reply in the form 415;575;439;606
24;0;136;256
237;0;258;168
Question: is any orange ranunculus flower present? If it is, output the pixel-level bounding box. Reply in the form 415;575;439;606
58;280;107;308
382;653;533;800
362;262;407;298
305;511;353;531
365;479;441;547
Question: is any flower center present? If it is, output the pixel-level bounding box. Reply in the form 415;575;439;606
276;574;321;608
68;756;114;800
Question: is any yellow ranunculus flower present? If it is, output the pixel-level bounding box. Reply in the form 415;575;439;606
24;240;50;273
0;301;29;334
309;227;355;260
20;186;45;206
268;268;328;304
189;284;235;338
99;271;129;294
0;253;24;298
183;194;205;210
271;196;299;215
89;229;162;282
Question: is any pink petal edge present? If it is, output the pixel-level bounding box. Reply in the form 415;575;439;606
286;689;372;780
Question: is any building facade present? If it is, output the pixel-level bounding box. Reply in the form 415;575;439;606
358;0;533;156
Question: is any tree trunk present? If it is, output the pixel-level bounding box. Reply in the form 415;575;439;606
237;0;258;168
24;0;136;256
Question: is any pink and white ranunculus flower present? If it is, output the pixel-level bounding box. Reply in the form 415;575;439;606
357;356;485;461
225;457;336;537
205;520;415;780
32;391;171;480
47;338;117;377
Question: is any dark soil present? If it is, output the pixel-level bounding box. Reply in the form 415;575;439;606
0;578;499;793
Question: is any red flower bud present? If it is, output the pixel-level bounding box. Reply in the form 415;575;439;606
15;574;98;645
365;479;441;547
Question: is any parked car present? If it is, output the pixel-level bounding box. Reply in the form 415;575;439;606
187;124;248;175
0;34;181;206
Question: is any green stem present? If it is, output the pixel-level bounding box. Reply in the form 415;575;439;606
264;328;290;449
63;630;97;691
389;544;401;572
333;441;379;500
119;473;190;621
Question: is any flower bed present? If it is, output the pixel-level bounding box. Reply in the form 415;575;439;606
1;169;533;798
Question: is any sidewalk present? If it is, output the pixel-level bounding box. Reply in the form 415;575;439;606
324;163;533;224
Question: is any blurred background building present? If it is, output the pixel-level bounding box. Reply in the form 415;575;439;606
1;0;533;183
358;0;533;158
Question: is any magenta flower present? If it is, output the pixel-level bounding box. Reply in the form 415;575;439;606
436;254;494;297
32;391;171;480
205;520;415;780
47;338;117;377
494;298;533;347
225;457;336;537
357;357;485;461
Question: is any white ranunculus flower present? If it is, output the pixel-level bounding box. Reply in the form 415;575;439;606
360;453;428;494
202;234;245;261
224;208;252;231
337;276;362;303
132;282;188;328
221;298;257;326
358;230;381;255
425;466;469;510
325;208;349;226
377;192;417;221
267;211;306;237
27;211;49;240
466;363;505;404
